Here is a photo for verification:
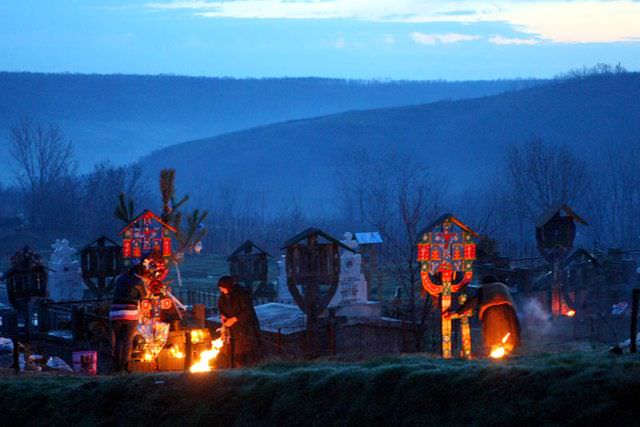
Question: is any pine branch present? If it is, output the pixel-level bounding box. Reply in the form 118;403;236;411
115;192;135;223
160;169;176;220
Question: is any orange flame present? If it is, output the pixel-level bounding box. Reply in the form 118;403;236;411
489;333;511;359
190;329;207;344
169;346;185;359
189;338;225;373
565;309;576;318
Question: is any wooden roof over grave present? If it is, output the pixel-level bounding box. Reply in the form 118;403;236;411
536;203;588;229
82;235;121;250
228;240;272;260
118;209;176;235
561;248;601;270
282;227;356;252
419;213;479;238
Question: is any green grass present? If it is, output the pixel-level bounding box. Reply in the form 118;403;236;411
167;253;280;290
1;351;639;426
167;253;230;290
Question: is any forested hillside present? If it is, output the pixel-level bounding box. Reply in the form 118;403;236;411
0;72;537;181
142;72;640;211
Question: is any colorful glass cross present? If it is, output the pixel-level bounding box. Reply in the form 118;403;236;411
418;215;477;359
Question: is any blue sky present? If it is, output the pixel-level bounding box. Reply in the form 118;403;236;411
1;0;639;80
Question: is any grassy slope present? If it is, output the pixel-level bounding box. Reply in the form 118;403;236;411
1;352;639;426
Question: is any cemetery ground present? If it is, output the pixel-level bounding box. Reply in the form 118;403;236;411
2;241;638;425
0;350;639;426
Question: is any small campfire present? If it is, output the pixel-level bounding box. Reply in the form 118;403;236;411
565;309;576;318
489;333;511;359
189;338;225;373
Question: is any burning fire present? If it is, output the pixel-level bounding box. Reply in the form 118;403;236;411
489;333;511;359
169;346;185;359
143;352;154;362
565;309;576;318
190;329;207;344
189;338;225;373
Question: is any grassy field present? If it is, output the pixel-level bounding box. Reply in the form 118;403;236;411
0;351;639;426
167;253;231;290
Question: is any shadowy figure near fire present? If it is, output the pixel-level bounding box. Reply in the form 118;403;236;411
445;275;521;357
217;276;262;368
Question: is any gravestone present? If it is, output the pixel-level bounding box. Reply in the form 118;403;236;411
277;233;381;317
329;233;368;307
48;239;83;301
276;255;294;304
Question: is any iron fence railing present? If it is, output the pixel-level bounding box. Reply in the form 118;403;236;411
173;288;218;309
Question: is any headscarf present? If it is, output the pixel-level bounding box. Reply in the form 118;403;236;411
217;275;235;291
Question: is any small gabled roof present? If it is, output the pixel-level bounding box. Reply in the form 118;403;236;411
282;227;356;252
419;213;479;238
82;235;121;250
228;240;272;260
118;209;177;235
536;203;588;228
561;248;600;270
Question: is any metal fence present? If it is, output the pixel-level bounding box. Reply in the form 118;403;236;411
173;288;218;309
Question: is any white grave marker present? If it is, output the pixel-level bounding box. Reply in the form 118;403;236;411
48;239;83;301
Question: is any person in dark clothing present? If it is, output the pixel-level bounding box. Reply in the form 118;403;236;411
217;276;261;368
445;275;521;356
110;262;147;373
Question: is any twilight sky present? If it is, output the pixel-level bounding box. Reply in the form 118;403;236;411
1;0;640;80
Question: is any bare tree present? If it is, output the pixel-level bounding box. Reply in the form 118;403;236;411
586;142;640;249
9;118;76;229
82;162;149;238
501;138;591;255
336;149;446;349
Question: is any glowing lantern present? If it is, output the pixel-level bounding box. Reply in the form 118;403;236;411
418;214;478;359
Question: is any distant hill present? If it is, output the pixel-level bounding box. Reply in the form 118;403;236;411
140;73;640;213
0;72;537;182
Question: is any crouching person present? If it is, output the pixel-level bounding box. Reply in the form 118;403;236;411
445;275;521;357
217;276;261;368
110;261;146;373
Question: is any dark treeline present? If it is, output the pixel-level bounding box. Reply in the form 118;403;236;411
0;72;539;123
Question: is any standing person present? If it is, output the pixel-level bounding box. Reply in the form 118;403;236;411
445;275;521;357
217;276;261;368
110;260;147;373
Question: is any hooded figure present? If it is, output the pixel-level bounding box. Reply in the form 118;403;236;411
217;276;261;368
448;276;521;356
